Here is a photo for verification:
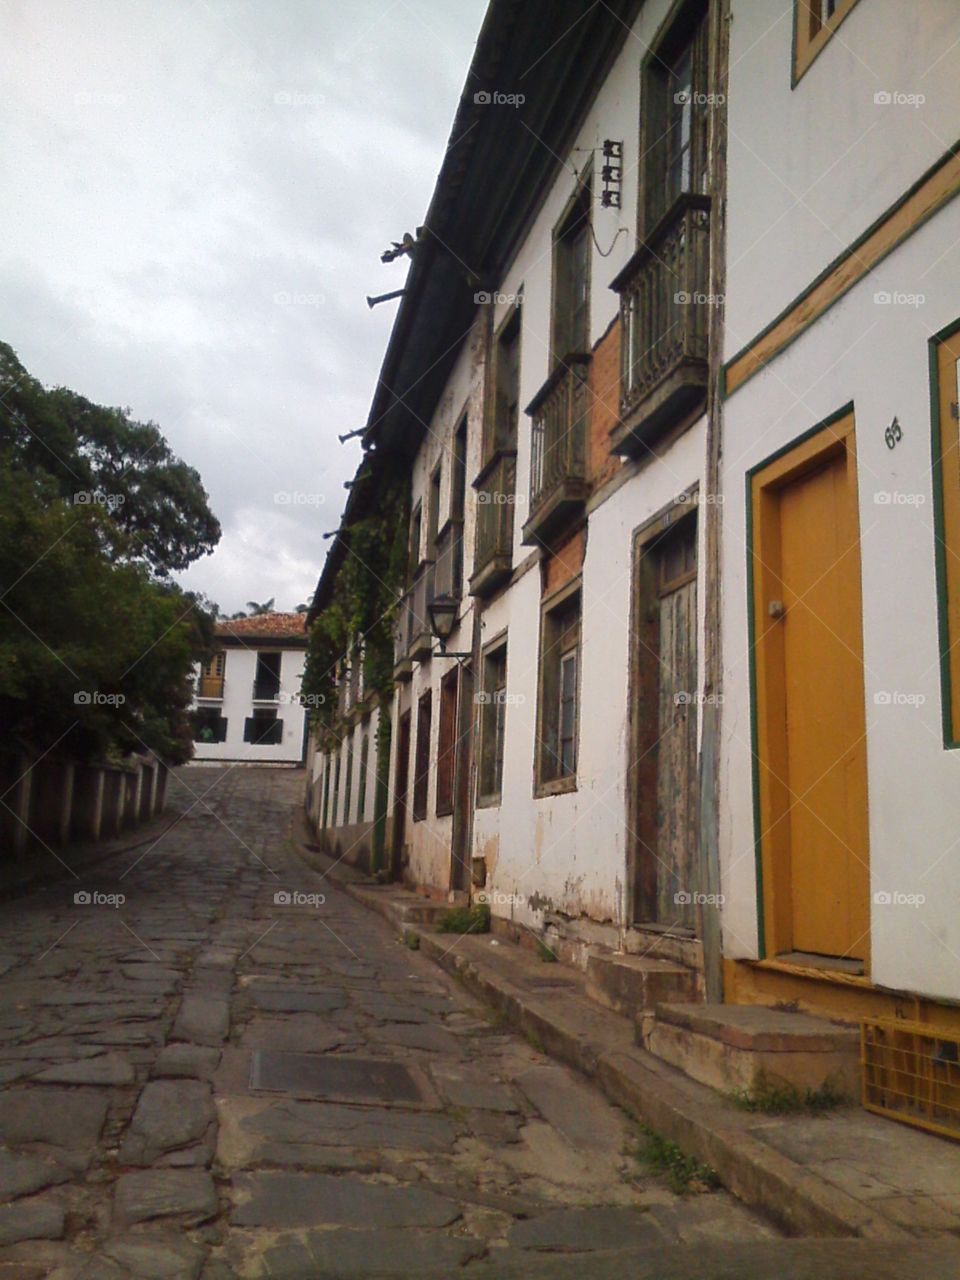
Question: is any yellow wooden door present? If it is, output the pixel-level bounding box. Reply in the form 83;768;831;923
753;415;869;962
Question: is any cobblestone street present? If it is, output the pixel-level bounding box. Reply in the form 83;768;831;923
0;764;775;1276
0;766;954;1279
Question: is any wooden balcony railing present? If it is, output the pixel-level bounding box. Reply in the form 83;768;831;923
408;559;435;660
393;590;413;679
197;675;224;699
471;451;516;597
522;354;591;548
612;193;711;453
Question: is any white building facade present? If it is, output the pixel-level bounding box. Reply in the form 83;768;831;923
192;614;308;765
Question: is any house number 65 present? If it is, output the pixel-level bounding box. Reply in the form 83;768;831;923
885;417;902;450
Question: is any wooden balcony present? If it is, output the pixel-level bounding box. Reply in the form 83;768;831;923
521;354;591;548
611;194;711;455
197;675;224;700
392;561;436;677
470;451;516;597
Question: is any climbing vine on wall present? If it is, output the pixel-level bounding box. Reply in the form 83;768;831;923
301;472;408;729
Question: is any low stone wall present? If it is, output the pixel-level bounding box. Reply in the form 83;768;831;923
0;752;168;861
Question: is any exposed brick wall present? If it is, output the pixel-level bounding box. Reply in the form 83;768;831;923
543;527;586;596
588;318;623;491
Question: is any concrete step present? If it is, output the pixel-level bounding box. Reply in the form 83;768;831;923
640;1002;859;1097
585;952;698;1019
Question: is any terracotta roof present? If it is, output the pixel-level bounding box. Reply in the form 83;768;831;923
215;612;308;642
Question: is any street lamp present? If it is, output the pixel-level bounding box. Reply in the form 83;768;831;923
427;594;471;659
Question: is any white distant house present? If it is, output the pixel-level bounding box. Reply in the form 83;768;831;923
191;613;308;764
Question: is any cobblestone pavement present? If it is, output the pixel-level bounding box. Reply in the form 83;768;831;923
0;764;799;1277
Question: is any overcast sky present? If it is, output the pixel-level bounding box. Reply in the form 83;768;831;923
0;0;486;615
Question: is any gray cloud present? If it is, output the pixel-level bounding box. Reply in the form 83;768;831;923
0;0;486;614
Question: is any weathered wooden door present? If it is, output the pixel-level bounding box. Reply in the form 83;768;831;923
632;515;699;930
752;415;869;961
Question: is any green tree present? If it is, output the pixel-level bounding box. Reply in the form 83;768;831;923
0;342;220;576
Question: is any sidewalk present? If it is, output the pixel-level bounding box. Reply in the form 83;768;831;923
294;826;960;1243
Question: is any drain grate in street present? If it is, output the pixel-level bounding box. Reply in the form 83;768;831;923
249;1051;430;1105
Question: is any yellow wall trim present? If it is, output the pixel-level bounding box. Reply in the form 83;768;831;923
725;144;960;397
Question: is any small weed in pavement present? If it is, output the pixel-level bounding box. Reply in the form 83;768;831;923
436;904;491;934
729;1072;847;1114
636;1126;720;1195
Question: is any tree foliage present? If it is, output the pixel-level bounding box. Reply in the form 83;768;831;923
301;475;408;729
0;342;220;575
0;344;221;763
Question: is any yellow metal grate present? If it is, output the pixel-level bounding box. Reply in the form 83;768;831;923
862;1018;960;1141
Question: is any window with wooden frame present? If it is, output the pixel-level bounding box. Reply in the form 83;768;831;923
641;2;709;232
331;748;341;826
412;690;432;821
435;669;459;816
488;306;521;459
199;651;225;699
428;464;442;557
321;756;331;829
244;709;282;746
192;707;227;743
409;501;422;579
357;726;370;822
343;737;354;824
478;639;508;804
932;319;960;747
793;0;861;83
552;175;591;362
536;586;581;791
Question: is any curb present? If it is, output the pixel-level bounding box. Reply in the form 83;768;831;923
292;825;907;1241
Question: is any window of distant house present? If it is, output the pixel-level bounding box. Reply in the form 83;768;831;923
427;464;442;560
199;651;225;698
793;0;861;83
436;669;459;817
193;707;227;743
412;690;432;821
642;3;708;230
358;726;370;822
449;420;467;598
552;174;591;362
536;586;581;791
254;651;281;700
243;708;282;746
478;639;508;804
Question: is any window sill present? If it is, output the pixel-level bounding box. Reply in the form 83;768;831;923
534;776;578;799
435;803;454;819
476;793;502;810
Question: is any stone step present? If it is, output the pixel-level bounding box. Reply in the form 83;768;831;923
640;1002;859;1097
584;952;698;1019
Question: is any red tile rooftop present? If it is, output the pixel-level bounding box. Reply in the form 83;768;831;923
215;612;308;641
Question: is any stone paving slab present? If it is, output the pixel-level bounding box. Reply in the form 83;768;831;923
230;1172;461;1229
